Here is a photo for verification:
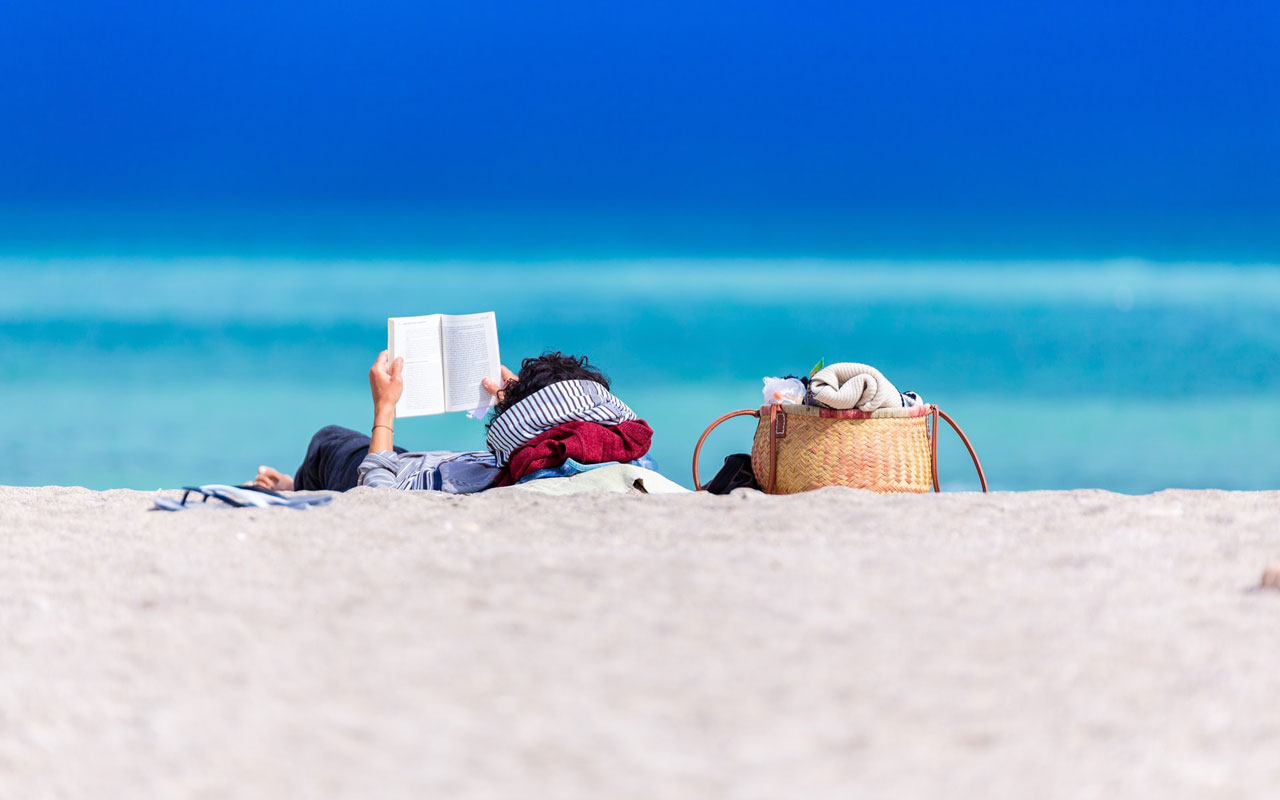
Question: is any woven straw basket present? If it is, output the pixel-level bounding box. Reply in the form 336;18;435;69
693;403;987;494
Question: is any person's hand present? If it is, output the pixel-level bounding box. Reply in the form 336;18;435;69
369;350;404;415
481;365;518;403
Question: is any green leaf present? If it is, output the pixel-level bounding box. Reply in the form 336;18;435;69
809;358;824;377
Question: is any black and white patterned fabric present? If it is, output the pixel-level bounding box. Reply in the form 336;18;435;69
484;379;638;465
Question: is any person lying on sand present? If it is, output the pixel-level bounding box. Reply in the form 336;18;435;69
252;351;653;493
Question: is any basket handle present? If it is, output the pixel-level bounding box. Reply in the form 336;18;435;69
691;409;760;490
929;406;989;493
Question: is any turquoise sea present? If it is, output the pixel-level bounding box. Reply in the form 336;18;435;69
2;254;1277;493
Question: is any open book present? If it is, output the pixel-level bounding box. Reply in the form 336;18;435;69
387;312;501;418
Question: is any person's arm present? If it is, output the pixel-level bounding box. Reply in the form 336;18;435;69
368;350;404;454
368;358;513;457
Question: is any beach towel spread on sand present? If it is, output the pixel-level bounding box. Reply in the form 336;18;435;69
808;362;921;411
494;419;654;486
485;379;638;465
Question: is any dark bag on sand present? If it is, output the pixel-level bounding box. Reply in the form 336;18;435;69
704;453;761;495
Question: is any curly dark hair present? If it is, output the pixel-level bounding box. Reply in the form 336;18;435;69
487;351;610;428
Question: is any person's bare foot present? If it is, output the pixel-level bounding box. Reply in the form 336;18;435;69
253;465;295;492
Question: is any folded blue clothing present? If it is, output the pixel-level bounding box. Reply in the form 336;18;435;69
516;455;658;484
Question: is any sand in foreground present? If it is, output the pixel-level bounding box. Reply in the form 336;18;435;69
1;485;1278;799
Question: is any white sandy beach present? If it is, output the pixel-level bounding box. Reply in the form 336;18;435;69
1;484;1278;799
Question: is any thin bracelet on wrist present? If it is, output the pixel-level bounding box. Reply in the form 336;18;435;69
373;424;394;433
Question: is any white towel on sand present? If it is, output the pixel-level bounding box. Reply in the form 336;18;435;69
498;465;689;496
809;362;904;411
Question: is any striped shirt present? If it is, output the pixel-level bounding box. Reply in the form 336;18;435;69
485;379;638;465
358;449;498;492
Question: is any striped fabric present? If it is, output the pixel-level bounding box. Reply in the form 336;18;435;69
358;449;498;491
485;379;638;465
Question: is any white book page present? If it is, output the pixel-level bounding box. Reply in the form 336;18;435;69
441;312;501;413
388;315;445;417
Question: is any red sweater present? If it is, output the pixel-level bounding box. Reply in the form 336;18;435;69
495;420;654;486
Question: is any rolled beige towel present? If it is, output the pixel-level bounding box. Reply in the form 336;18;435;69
809;362;903;411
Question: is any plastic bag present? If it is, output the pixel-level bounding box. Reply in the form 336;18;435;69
762;377;805;406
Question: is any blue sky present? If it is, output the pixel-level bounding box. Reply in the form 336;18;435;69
1;1;1277;256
